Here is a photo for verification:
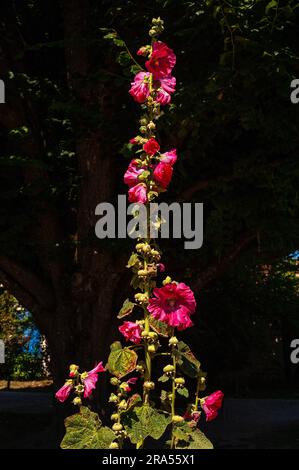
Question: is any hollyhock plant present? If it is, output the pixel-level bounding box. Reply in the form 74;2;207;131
129;72;151;103
145;41;176;79
82;362;105;399
201;390;224;422
58;17;223;452
55;381;73;403
128;182;148;203
143;137;160;156
148;282;196;330
119;321;142;344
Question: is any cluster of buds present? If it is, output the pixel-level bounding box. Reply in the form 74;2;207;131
163;364;175;376
149;17;164;37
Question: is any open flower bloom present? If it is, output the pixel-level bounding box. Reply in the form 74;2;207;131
145;41;176;79
153;161;173;189
119;321;142;344
55;381;73;403
128;182;148;204
160;148;177;166
124;160;145;187
201;390;224;422
148;282;196;330
129;72;151;103
156;76;176;105
143;138;160;156
82;362;105;398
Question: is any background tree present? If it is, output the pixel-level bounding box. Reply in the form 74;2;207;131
0;0;298;396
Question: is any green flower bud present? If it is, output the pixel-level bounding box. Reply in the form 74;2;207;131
172;415;184;423
143;381;155;390
162;276;172;286
175;377;185;385
111;413;119;422
147;121;156;130
110;377;120;386
109;442;119;449
169;336;178;346
112;423;123;432
139;126;147;133
147;344;156;353
118;399;127;410
163;364;175;373
140;118;148;126
109;393;118;403
72;397;82;406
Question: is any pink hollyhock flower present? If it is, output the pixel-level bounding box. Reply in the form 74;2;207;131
148;282;196;330
82;362;105;399
124;160;144;187
129;72;151;103
55;381;73;403
143;138;160;156
145;41;176;79
137;47;148;56
119;321;142;344
160;149;177;166
156;76;176;105
153;162;173;189
201;390;224;422
128;183;147;204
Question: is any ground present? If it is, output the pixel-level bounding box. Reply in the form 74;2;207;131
0;381;299;449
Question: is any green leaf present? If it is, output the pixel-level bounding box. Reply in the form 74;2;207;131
117;51;131;66
117;298;136;319
61;407;115;449
122;404;171;444
265;0;278;15
177;387;189;398
158;374;169;383
149;316;172;337
175;341;201;378
176;429;214;450
107;344;138;378
172;422;193;441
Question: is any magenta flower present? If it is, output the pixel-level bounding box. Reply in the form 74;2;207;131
124;376;139;392
201;390;224;422
128;183;148;204
153;162;173;189
129;72;151;103
119;321;142;344
156;76;176;105
129;137;138;144
145;41;176;79
82;362;105;399
124;160;145;187
55;381;73;403
160;149;177;166
148;282;196;330
143;138;160;156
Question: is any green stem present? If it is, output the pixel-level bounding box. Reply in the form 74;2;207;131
170;331;177;449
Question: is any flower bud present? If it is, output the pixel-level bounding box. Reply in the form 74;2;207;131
137;269;148;277
109;393;118;403
112;423;123;432
140;118;148;126
74;384;85;393
148;331;158;339
118;399;127;410
175;377;185;386
109;442;119;449
110;377;120;386
111;413;119;422
139;126;147;134
169;336;178;346
147;121;156;130
162;276;172;285
148;344;156;353
172;415;184;423
72;397;82;406
163;364;175;374
143;381;155;390
69;364;79;377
